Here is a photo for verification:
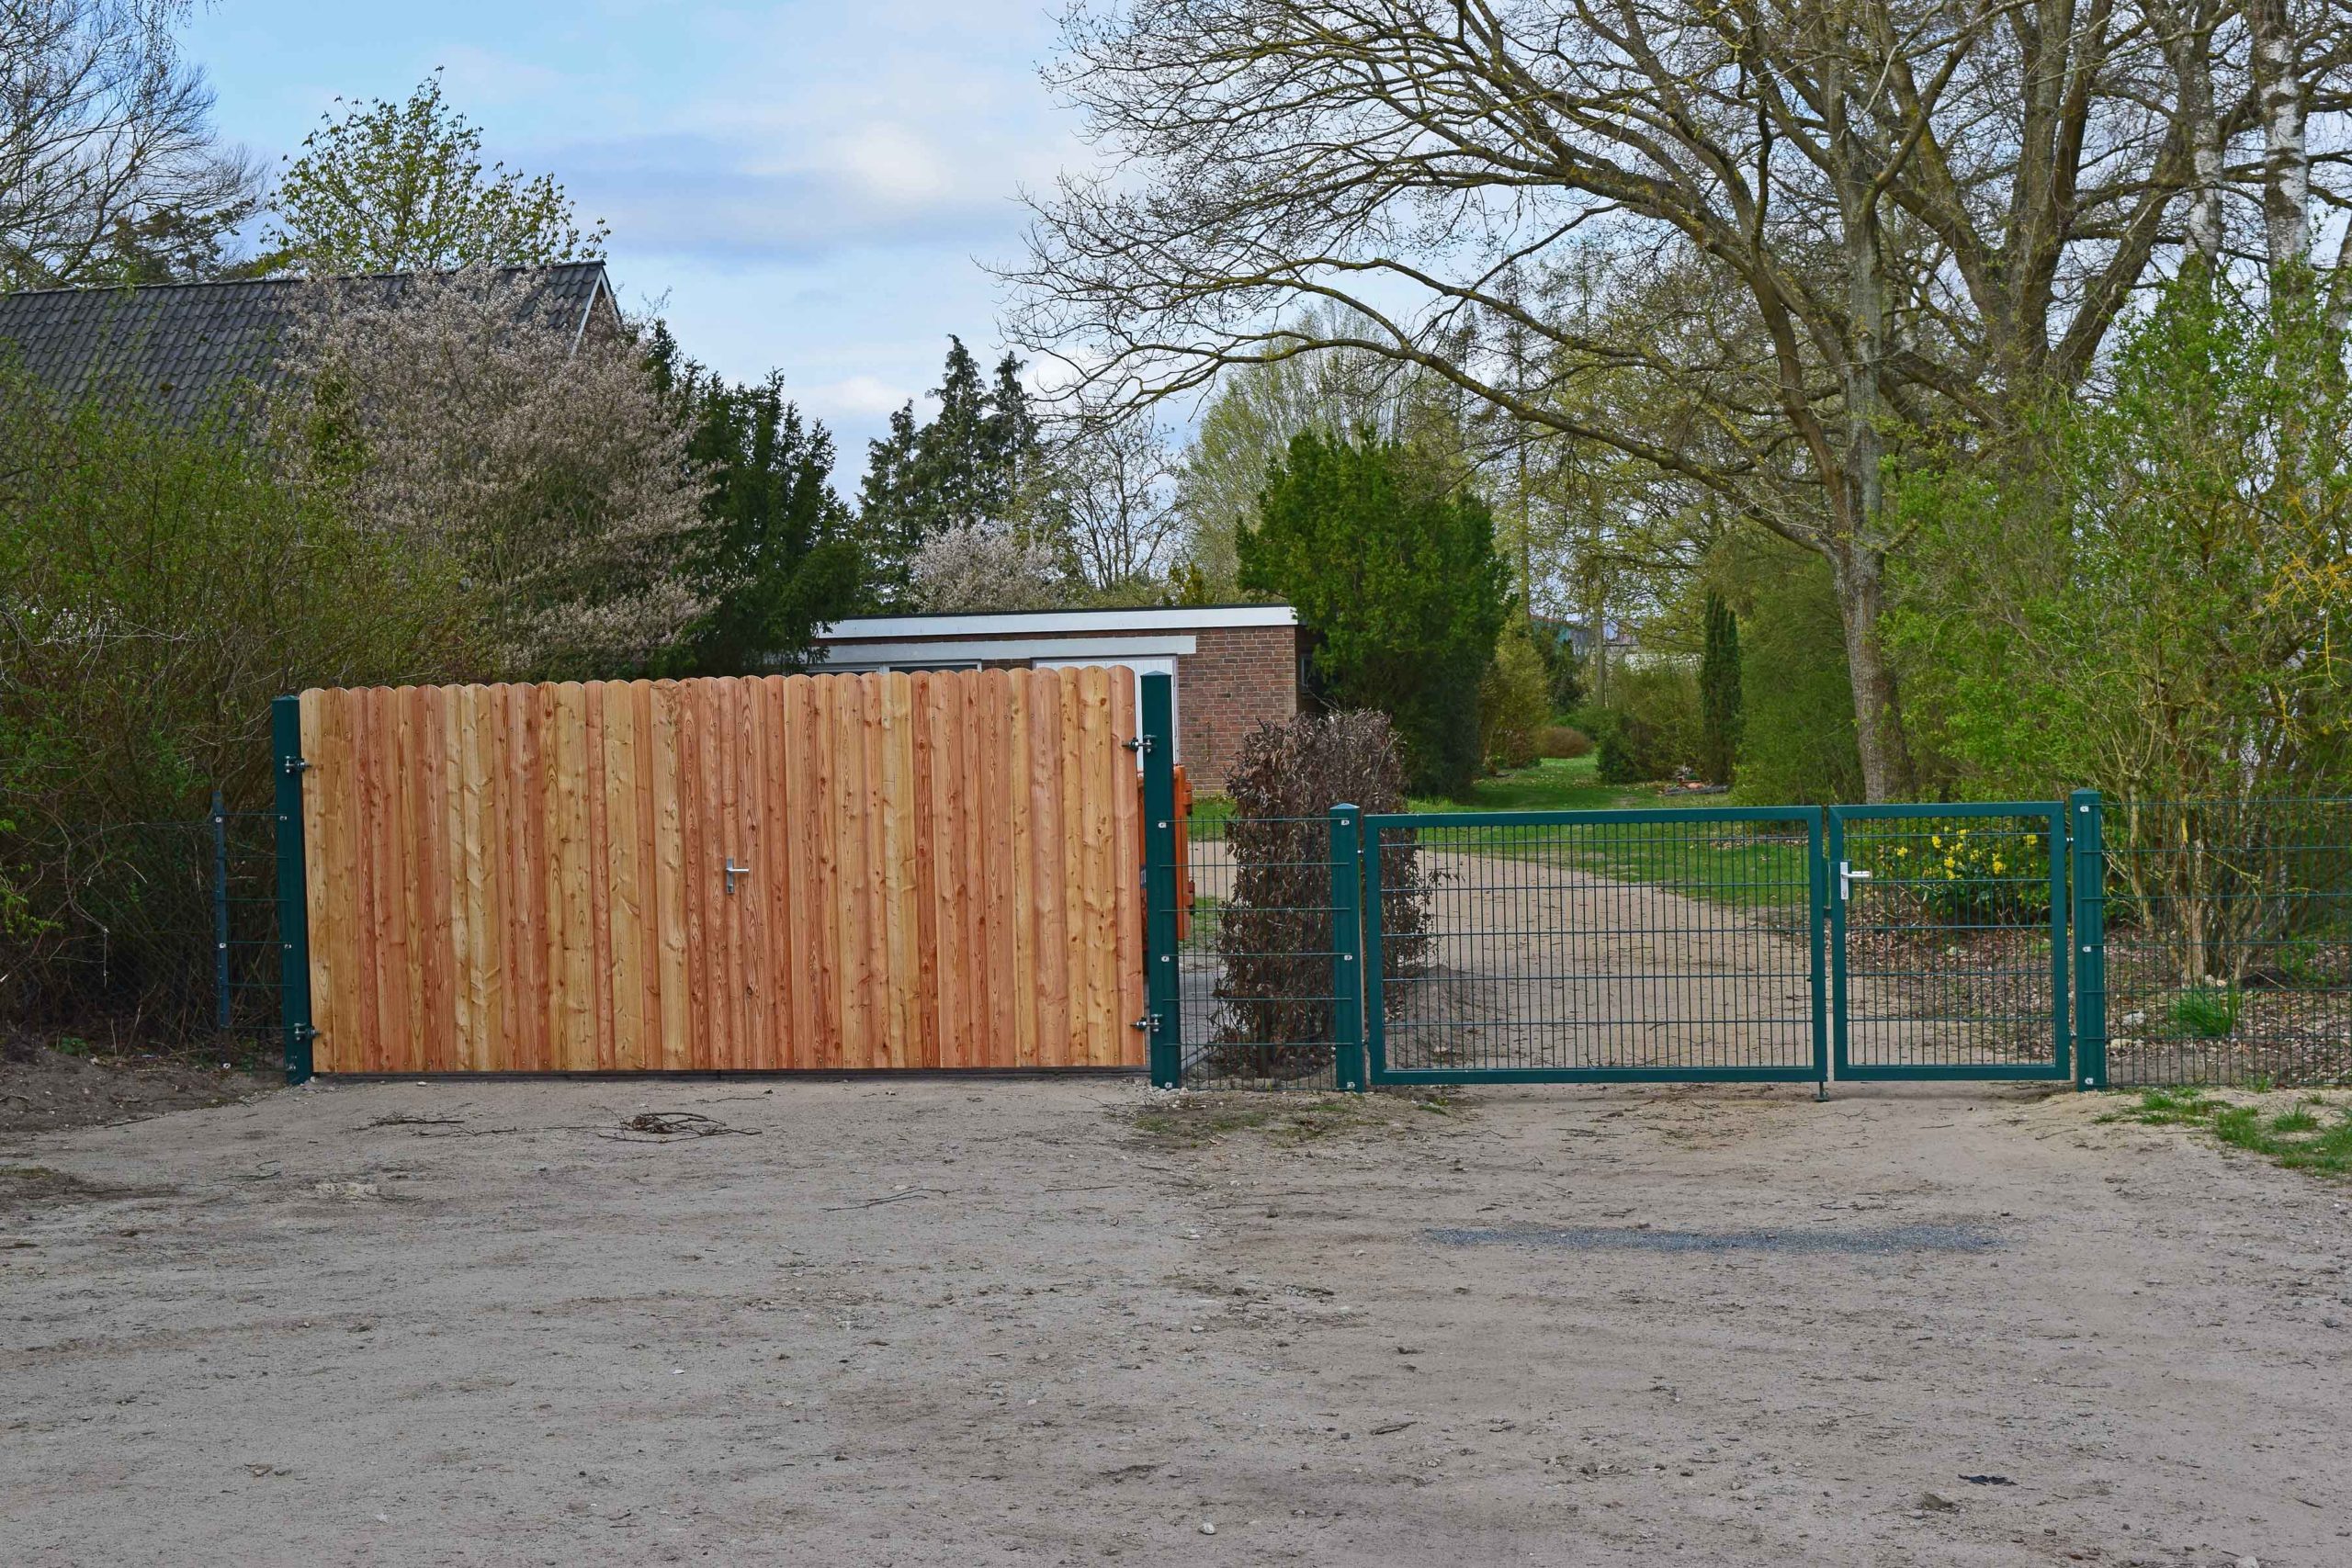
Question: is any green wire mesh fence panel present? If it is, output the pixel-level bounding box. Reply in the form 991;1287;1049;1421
2100;798;2352;1088
0;808;280;1062
1829;804;2069;1080
1360;807;1826;1084
1175;808;1346;1089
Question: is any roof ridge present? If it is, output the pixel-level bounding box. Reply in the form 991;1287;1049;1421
0;259;609;301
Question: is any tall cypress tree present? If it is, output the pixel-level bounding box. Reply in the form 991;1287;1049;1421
856;338;1053;604
1699;590;1744;785
649;325;868;674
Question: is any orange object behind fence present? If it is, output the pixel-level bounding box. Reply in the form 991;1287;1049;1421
296;667;1145;1074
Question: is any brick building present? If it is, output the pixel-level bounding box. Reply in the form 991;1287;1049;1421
809;605;1303;786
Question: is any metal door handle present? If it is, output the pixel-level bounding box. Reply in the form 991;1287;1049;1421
725;858;752;895
1839;860;1872;901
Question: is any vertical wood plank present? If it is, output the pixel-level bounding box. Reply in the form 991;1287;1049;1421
1005;672;1038;1066
676;677;709;1069
582;683;614;1071
650;682;689;1071
515;683;552;1072
876;673;915;1069
735;676;772;1071
443;687;474;1070
916;674;956;1066
298;691;340;1069
1071;667;1112;1065
365;687;403;1073
979;670;1017;1066
1110;668;1146;1066
601;681;644;1070
779;676;820;1070
715;677;745;1070
833;676;874;1066
549;683;595;1070
808;675;843;1069
1033;670;1075;1066
758;677;796;1071
413;685;455;1073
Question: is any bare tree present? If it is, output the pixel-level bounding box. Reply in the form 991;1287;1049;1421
1009;0;2352;799
1040;413;1185;595
0;0;260;288
280;269;709;678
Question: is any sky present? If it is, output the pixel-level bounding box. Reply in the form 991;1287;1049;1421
182;0;1084;468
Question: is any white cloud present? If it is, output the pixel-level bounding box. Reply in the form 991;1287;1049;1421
804;374;918;423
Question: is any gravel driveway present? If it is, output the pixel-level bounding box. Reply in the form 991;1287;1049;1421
5;1076;2347;1564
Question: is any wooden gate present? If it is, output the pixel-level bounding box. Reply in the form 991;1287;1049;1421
291;667;1144;1074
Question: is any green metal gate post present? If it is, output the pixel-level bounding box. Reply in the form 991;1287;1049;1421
210;789;232;1033
1807;807;1829;1099
272;695;314;1086
2071;789;2108;1090
1139;673;1182;1088
1328;805;1365;1092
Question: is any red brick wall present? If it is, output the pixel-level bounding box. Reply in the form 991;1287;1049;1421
1179;626;1300;787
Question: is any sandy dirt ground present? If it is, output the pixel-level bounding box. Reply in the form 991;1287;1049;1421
4;1076;2348;1567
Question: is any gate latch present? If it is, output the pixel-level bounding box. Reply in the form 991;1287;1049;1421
724;858;752;895
1838;860;1873;901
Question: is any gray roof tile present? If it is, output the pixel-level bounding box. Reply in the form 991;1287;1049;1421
0;262;613;421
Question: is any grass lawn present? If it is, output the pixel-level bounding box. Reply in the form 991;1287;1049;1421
1185;758;1807;909
1404;754;1641;814
2104;1087;2352;1179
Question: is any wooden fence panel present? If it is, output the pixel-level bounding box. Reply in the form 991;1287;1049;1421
298;668;1145;1074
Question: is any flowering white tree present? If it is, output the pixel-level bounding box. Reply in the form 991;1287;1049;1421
907;520;1067;612
282;267;708;676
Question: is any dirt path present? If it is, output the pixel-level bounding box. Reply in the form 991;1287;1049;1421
4;1077;2346;1565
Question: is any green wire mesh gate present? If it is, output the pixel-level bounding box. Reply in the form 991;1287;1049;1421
1362;807;1829;1085
1827;802;2075;1082
1135;680;2100;1094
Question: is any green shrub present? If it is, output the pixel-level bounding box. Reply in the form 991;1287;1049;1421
1478;623;1552;772
1586;664;1702;784
0;372;478;1034
1698;591;1743;785
1732;547;1862;804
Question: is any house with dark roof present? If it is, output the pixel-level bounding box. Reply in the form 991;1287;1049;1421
0;262;619;420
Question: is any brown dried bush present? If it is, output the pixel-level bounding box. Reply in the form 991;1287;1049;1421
1537;724;1593;760
1213;709;1430;1078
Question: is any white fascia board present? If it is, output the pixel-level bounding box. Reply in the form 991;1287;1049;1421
817;604;1295;640
808;634;1198;666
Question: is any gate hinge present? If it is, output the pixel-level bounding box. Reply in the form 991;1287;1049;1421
282;755;311;776
1125;734;1155;755
1131;1012;1161;1034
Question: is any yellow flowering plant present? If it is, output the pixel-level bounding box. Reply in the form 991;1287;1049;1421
1868;823;2052;925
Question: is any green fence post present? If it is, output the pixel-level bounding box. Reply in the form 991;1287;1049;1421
1139;673;1182;1089
273;695;313;1086
2071;789;2108;1090
1807;807;1829;1100
210;788;232;1033
1328;805;1365;1092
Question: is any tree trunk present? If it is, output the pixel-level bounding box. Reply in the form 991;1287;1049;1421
2250;0;2310;274
2152;0;2223;272
1829;74;1915;804
1829;543;1916;803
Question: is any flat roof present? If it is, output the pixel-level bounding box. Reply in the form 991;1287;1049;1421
817;604;1296;640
